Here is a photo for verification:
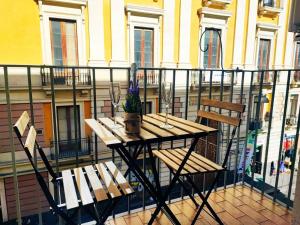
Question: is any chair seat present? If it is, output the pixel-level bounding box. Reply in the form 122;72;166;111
152;148;224;175
56;161;133;210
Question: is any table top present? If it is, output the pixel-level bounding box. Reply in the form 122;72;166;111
85;113;217;147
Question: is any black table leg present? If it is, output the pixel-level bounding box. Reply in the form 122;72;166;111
148;137;200;225
114;144;181;225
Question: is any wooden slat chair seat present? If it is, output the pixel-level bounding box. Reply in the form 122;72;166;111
153;99;245;225
57;162;133;210
152;148;224;175
13;111;133;225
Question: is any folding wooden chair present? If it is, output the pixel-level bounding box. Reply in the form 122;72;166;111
152;99;245;225
13;111;133;225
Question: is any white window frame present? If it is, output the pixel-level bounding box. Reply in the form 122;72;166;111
198;17;228;69
126;5;162;67
38;1;87;65
293;40;300;68
255;30;275;70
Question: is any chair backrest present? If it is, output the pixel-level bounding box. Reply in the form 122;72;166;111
13;111;57;180
13;111;77;225
197;99;245;168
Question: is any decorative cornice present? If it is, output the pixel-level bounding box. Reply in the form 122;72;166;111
125;4;164;16
257;22;280;30
41;0;87;6
198;7;232;18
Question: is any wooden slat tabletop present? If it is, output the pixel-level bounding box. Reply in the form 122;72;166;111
143;115;188;136
86;114;217;147
115;117;158;141
141;121;173;138
99;117;140;143
85;119;121;146
158;113;217;133
147;114;206;134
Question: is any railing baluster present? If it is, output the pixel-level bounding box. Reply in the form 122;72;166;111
251;71;264;190
72;67;79;168
158;69;162;113
144;69;147;114
274;70;291;202
287;84;300;207
92;68;98;164
50;67;60;175
262;70;278;195
4;66;22;225
197;70;202;111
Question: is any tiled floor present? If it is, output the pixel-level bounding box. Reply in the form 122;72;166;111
107;185;294;225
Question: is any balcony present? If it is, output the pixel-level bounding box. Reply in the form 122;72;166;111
107;185;293;225
258;0;282;17
0;65;299;224
49;138;92;160
41;66;92;89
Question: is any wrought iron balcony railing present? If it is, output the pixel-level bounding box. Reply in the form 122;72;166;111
49;137;92;160
1;64;300;224
41;67;92;86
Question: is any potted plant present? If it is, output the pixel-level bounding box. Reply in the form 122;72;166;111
123;81;142;134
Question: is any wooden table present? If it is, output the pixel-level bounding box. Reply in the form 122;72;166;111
86;113;217;225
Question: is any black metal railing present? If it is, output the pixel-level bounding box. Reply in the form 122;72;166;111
41;67;92;86
49;137;91;159
1;64;300;224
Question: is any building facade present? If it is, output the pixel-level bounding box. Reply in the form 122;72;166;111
0;0;300;223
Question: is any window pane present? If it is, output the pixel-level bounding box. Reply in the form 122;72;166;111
203;29;221;68
134;28;153;68
295;43;300;68
50;19;78;66
51;20;63;66
258;39;270;69
65;22;78;66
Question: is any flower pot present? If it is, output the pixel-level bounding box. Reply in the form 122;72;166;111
124;112;141;134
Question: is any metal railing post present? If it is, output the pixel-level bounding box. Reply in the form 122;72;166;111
4;66;22;225
274;70;291;202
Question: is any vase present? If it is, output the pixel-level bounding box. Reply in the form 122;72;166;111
124;112;141;134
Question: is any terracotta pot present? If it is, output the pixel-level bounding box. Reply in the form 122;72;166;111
124;112;141;134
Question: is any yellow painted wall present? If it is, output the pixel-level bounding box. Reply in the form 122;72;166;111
242;0;250;65
225;1;237;68
190;0;202;68
282;0;292;65
0;0;42;64
174;0;180;63
103;0;112;62
85;7;90;64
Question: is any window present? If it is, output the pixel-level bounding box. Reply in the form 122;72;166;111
263;0;275;7
290;95;298;118
134;28;154;68
57;105;80;141
50;19;78;66
294;42;300;81
203;29;221;68
257;39;271;82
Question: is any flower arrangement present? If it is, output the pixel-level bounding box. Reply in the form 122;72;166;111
122;81;142;113
122;81;142;134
